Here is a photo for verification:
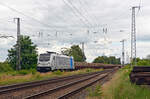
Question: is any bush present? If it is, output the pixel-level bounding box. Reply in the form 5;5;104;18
18;70;29;75
0;62;13;73
30;69;36;75
86;68;93;72
9;71;18;76
17;69;37;75
137;60;150;66
53;70;62;75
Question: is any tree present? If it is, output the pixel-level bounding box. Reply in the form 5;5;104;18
61;45;86;62
7;35;38;70
137;60;150;66
93;56;105;63
93;56;121;64
109;56;116;64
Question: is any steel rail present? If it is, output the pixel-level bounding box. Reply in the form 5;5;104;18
24;70;112;99
58;68;118;99
0;70;110;95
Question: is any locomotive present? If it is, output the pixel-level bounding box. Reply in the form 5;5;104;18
37;51;74;72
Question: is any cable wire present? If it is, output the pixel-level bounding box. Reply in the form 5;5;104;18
0;2;59;31
66;0;93;27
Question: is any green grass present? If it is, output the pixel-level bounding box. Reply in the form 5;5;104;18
0;62;13;73
110;68;150;99
88;85;102;98
88;66;150;99
0;69;37;76
53;70;63;75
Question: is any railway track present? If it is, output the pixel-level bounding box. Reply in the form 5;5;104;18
0;68;119;99
0;71;102;93
55;68;118;99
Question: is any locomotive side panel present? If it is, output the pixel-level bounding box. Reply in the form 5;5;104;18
55;56;73;70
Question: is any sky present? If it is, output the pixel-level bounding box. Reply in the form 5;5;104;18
0;0;149;62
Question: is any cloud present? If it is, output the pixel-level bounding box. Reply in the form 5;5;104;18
137;35;150;42
0;0;150;62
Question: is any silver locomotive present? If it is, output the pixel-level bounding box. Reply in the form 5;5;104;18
37;51;74;72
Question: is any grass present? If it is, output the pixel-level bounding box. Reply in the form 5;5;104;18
87;66;150;99
0;68;103;86
53;70;63;75
87;85;102;99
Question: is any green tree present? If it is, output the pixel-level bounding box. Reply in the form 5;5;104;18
93;56;121;64
109;56;116;64
61;45;86;62
93;56;105;63
7;35;38;70
137;60;150;66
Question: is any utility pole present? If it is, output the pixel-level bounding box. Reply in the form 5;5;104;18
81;42;84;54
120;39;126;66
131;6;140;66
14;18;21;70
81;42;86;61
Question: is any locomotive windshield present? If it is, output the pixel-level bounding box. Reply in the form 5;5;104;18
39;54;50;62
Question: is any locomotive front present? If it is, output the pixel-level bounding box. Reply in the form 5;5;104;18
37;52;52;72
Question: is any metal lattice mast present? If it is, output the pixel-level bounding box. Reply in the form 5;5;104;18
131;6;140;66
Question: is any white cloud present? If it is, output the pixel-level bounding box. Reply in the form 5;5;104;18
0;0;149;62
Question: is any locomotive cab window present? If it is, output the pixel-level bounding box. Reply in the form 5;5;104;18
39;54;50;62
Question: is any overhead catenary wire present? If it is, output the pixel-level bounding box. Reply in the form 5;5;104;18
66;0;94;28
33;1;78;28
136;0;142;15
0;1;92;45
0;0;101;41
0;1;69;49
33;0;90;35
0;0;103;38
62;0;100;46
0;2;60;31
63;0;94;29
77;0;99;28
62;0;90;29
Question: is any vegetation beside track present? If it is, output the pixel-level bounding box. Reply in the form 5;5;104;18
0;68;103;86
87;66;150;99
